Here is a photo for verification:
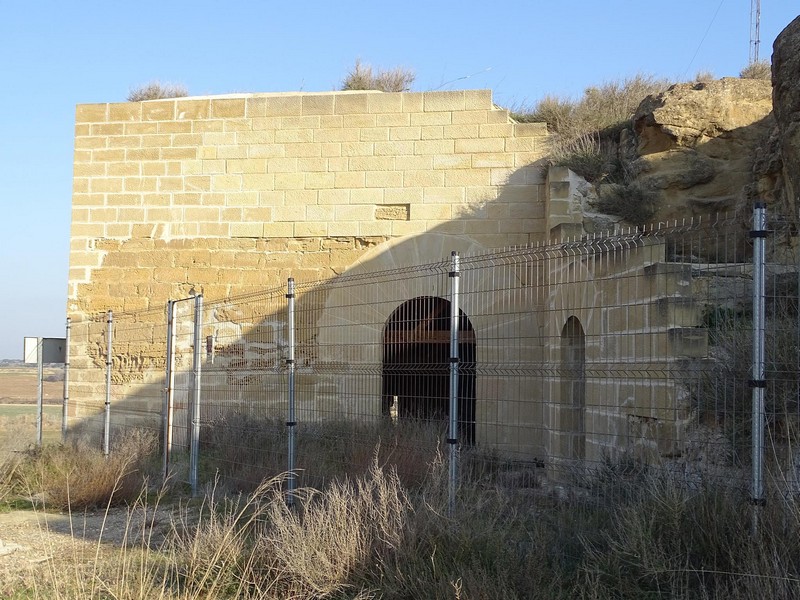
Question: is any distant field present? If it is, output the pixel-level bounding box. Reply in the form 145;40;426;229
0;404;62;453
0;404;62;419
0;366;63;404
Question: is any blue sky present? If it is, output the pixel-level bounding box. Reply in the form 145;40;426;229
0;0;797;359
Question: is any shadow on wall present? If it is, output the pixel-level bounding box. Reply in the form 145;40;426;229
68;111;789;483
67;157;552;474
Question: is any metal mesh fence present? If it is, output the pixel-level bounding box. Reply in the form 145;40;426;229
67;306;166;452
65;211;799;507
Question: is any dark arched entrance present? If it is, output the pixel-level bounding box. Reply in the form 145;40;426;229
382;296;476;444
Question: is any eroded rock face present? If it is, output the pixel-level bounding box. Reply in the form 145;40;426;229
631;78;774;220
772;15;800;220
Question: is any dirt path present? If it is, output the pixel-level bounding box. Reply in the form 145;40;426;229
0;506;174;595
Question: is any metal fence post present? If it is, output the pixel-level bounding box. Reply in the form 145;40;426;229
163;300;176;482
286;278;297;506
62;318;71;442
751;202;767;534
104;310;113;456
36;338;43;447
189;294;203;496
448;251;461;516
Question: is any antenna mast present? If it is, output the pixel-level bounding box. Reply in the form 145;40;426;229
750;0;762;63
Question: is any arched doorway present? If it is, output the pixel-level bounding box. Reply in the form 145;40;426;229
561;316;586;460
382;296;476;444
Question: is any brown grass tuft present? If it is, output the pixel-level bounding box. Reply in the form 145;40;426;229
10;428;158;510
341;59;415;92
127;81;188;102
740;60;771;80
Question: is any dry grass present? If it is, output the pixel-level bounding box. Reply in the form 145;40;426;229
7;428;158;511
261;456;409;597
512;74;669;139
341;59;415;92
5;426;800;598
127;81;188;102
511;74;670;187
201;414;445;493
740;60;771;80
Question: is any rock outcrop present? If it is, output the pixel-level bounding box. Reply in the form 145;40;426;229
770;15;800;222
631;78;774;220
575;16;800;231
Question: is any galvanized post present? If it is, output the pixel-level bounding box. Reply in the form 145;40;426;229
448;251;461;516
163;300;176;482
751;202;767;534
62;318;71;442
286;278;297;506
36;338;43;447
104;310;113;456
189;295;203;496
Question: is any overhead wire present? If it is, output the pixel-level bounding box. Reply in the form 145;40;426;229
683;0;727;78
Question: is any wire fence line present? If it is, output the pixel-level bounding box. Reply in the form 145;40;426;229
62;207;798;513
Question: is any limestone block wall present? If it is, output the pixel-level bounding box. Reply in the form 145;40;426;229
67;89;714;471
69;89;548;313
68;89;549;421
541;237;706;473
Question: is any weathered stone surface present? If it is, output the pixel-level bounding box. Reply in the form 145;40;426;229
632;78;774;220
772;15;800;220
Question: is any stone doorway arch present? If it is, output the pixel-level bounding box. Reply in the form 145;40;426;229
382;296;476;443
561;316;586;460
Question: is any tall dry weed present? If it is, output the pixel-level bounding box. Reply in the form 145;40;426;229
127;81;188;102
513;74;669;186
263;455;410;597
10;428;158;510
341;59;415;92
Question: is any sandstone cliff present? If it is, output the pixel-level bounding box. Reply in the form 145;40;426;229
631;78;773;220
579;15;800;235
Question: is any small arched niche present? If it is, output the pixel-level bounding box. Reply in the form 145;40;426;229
382;296;476;443
561;316;586;460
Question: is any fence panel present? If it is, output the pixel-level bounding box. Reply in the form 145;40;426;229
188;288;289;492
64;212;799;514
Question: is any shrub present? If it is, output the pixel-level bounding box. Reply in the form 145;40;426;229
594;180;660;226
511;75;669;186
696;304;800;463
512;74;669;140
10;428;158;510
694;69;717;83
550;132;617;184
127;81;188;102
509;95;573;129
740;60;771;80
341;59;415;92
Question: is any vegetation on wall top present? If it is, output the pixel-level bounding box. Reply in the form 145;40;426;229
340;59;415;92
127;81;189;102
